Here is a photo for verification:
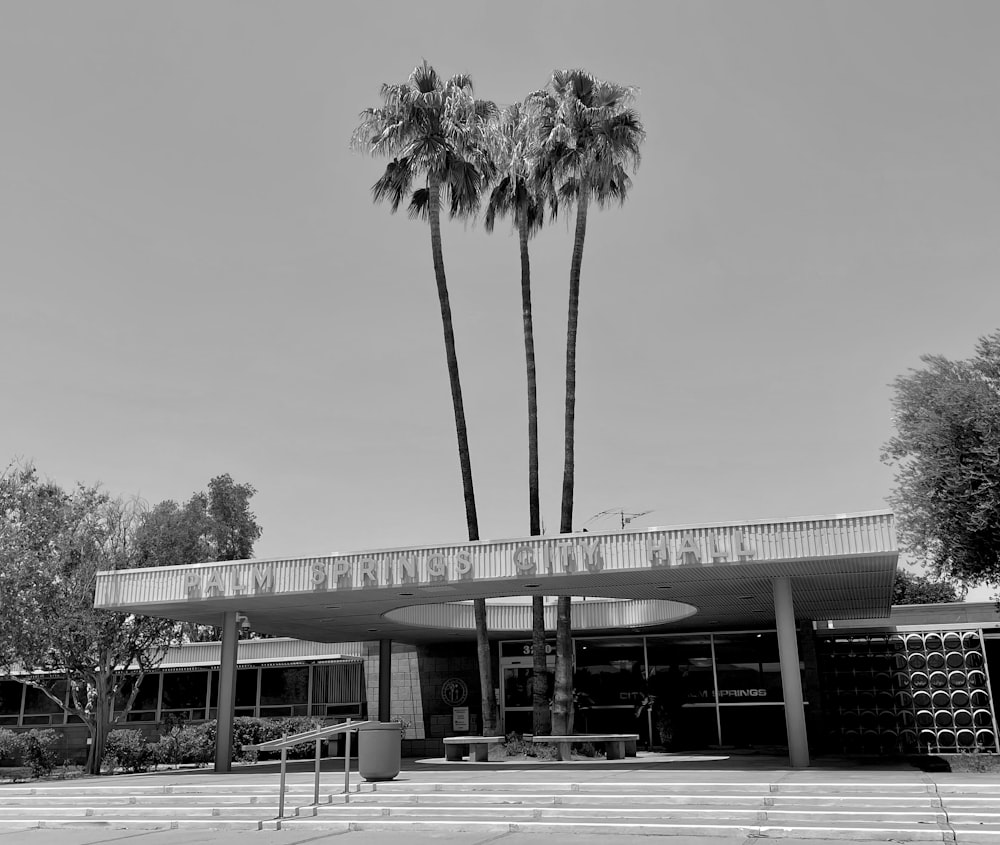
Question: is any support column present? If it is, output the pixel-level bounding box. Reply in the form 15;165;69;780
378;639;392;723
214;610;239;773
773;578;810;768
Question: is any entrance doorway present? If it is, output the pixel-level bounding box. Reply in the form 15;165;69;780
499;630;787;750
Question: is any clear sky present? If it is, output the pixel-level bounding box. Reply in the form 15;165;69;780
2;2;998;598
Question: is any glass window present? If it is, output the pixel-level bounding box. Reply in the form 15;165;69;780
236;668;258;710
260;667;308;707
114;673;159;717
503;667;534;709
22;680;66;725
574;638;645;709
713;633;783;703
0;681;23;725
161;671;209;719
645;635;718;749
259;666;308;716
719;703;787;748
646;635;715;707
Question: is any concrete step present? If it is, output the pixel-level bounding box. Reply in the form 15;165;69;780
4;776;1000;841
337;789;980;807
0;806;281;819
265;815;999;841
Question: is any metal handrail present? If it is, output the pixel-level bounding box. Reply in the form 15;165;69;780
244;718;376;818
246;719;375;751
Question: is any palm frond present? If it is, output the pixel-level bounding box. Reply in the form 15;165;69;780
408;187;432;220
445;158;485;218
370;157;414;213
446;73;474;95
484;176;514;232
353;60;497;222
411;60;439;94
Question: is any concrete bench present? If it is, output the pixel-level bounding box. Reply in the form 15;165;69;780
532;733;640;761
442;735;505;762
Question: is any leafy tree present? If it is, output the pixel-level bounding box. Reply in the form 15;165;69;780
882;331;1000;599
352;61;499;734
0;465;173;774
0;465;263;773
892;570;964;605
534;69;645;734
485;101;555;735
134;473;263;641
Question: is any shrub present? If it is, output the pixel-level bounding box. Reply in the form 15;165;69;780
149;727;183;767
102;729;153;773
0;728;23;763
149;721;215;767
176;721;215;765
232;716;321;762
945;750;1000;773
21;729;59;778
500;732;557;761
149;717;324;768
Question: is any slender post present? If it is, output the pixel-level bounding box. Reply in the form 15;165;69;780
378;639;392;722
278;744;288;818
343;718;352;800
214;610;239;773
709;634;723;746
642;637;653;748
773;577;810;767
313;737;321;805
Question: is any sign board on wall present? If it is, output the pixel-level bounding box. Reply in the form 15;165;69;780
452;707;470;732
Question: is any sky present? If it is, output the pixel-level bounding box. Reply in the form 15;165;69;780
2;2;999;599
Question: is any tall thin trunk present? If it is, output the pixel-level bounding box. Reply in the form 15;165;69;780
551;594;573;734
519;206;549;736
553;183;591;737
559;184;590;535
427;177;479;541
427;176;496;735
520;210;540;539
531;595;549;734
86;675;110;775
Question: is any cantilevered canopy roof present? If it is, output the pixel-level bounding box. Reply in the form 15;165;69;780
94;511;897;643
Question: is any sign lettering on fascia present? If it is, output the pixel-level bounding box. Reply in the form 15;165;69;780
182;530;755;599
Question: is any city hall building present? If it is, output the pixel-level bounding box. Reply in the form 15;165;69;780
4;511;998;768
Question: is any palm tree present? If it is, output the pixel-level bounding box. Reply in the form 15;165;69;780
535;69;645;735
484;102;555;735
352;61;499;735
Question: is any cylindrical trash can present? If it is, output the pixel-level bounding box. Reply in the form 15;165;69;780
358;721;401;782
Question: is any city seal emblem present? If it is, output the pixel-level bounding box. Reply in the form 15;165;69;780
440;677;469;707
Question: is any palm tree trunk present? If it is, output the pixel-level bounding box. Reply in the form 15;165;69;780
426;176;496;735
551;594;573;734
427;177;479;541
531;595;549;734
520;211;540;539
559;183;590;535
518;209;549;735
553;183;591;737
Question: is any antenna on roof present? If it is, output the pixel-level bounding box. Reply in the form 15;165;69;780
585;508;654;530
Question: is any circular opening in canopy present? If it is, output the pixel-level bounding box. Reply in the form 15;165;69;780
383;595;698;632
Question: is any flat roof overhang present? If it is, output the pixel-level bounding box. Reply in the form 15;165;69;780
95;511;898;643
